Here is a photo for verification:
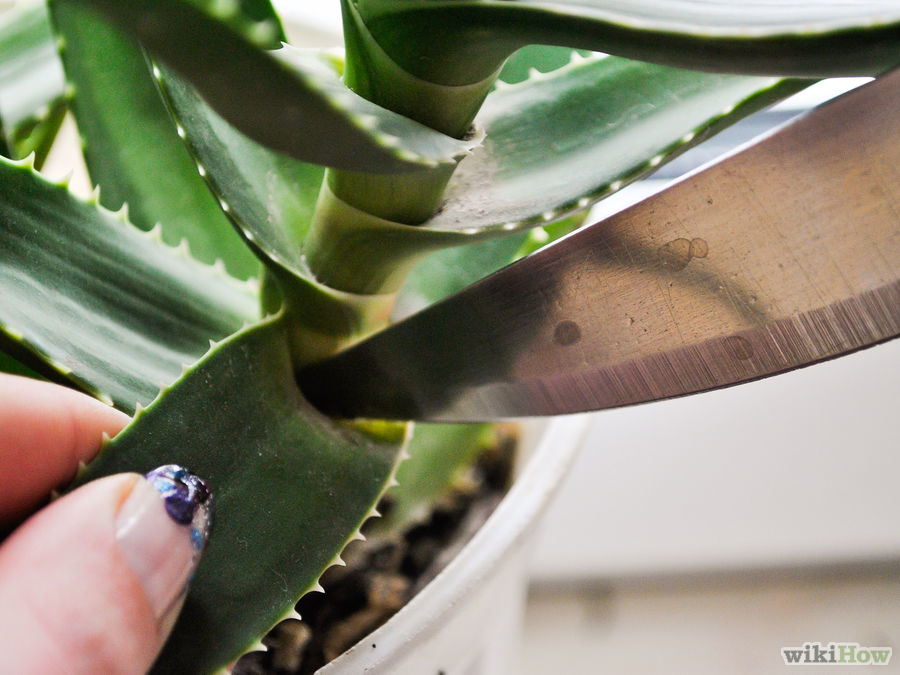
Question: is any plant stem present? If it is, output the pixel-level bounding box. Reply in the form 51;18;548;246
303;182;461;295
262;266;398;366
294;0;503;360
341;0;499;139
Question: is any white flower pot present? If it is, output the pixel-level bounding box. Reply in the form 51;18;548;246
318;415;591;674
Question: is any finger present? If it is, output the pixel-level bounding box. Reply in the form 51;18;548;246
0;467;213;675
0;374;130;526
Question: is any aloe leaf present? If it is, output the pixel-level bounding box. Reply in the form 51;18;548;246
140;65;407;361
376;50;597;314
67;0;469;173
358;0;900;84
155;62;325;274
422;57;810;233
48;0;261;280
158;58;478;297
0;3;67;166
395;236;528;318
71;314;408;674
374;422;493;535
0;156;258;412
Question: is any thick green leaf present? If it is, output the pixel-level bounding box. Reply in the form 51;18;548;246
159;58;477;297
0;156;258;412
357;0;900;84
395;236;528;318
0;3;67;166
71;314;408;673
67;0;470;172
423;57;809;233
388;49;597;314
159;63;418;360
49;0;262;279
374;422;492;534
156;63;325;274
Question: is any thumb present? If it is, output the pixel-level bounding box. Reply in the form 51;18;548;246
0;466;213;675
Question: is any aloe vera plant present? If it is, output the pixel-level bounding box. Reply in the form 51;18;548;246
1;0;898;671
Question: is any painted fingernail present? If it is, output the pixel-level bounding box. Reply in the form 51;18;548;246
115;465;213;626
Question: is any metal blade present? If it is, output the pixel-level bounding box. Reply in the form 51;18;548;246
300;70;900;422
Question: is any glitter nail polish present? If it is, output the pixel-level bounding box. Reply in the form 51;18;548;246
144;464;214;553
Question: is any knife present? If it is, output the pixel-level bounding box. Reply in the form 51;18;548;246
300;69;900;422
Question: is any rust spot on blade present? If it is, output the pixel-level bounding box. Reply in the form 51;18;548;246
554;320;582;346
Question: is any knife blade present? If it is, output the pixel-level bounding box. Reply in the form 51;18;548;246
300;69;900;422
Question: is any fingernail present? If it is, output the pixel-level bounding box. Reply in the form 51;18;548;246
115;465;213;626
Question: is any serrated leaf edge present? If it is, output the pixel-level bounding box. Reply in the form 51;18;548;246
427;71;794;237
0;155;258;408
230;418;415;666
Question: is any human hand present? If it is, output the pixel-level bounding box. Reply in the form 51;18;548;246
0;374;213;674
